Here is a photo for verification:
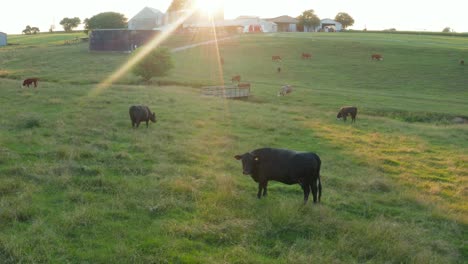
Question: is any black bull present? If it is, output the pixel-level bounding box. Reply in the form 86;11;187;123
235;148;322;203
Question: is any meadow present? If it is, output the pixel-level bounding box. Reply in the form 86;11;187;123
0;31;467;263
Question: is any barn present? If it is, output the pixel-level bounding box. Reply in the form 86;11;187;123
0;32;7;47
266;16;298;32
89;29;159;52
128;7;164;30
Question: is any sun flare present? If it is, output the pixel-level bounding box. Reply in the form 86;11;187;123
195;0;223;16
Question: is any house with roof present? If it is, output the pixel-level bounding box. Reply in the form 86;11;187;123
128;7;165;30
266;15;298;32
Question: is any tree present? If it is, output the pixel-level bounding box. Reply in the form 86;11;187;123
60;17;81;32
31;27;40;34
167;0;192;12
442;27;451;33
297;9;320;32
84;12;127;33
22;25;32;35
133;47;174;81
335;12;355;29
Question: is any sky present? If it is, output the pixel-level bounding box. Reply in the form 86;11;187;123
1;0;467;34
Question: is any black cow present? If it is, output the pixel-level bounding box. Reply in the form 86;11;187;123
337;106;358;123
234;148;322;204
129;105;156;128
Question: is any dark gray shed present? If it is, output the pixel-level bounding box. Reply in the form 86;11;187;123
89;29;159;52
0;32;7;47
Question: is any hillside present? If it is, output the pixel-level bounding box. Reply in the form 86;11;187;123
0;32;467;263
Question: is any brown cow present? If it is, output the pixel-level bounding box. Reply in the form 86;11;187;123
231;75;241;83
272;55;282;61
371;54;383;60
22;78;39;88
302;53;312;59
278;85;293;96
238;83;251;89
460;59;465;65
337;106;358;123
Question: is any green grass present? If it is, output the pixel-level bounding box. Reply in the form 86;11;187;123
0;32;467;263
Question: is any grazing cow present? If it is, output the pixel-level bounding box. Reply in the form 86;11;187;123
237;82;251;89
234;148;322;203
272;55;282;61
231;75;241;83
302;53;312;59
129;105;157;128
277;67;281;73
278;85;293;96
337;106;358;123
22;78;39;88
371;54;383;60
460;59;465;65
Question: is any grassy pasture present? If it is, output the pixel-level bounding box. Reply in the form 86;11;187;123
0;32;467;263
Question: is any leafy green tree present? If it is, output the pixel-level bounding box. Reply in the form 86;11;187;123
60;17;81;32
31;27;40;34
133;47;174;81
442;27;451;33
22;25;32;35
297;9;320;32
335;12;355;29
84;12;127;33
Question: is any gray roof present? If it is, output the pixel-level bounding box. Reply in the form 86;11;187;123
129;7;163;21
266;15;299;24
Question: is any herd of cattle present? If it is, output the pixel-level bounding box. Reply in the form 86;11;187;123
16;49;464;205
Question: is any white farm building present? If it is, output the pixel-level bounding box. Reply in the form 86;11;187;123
128;7;165;30
316;19;343;32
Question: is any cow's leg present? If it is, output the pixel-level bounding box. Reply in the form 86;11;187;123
257;184;263;199
302;183;310;204
146;121;149;128
311;179;318;203
136;121;140;128
262;182;268;197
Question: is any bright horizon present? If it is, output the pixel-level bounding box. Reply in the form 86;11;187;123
1;0;467;34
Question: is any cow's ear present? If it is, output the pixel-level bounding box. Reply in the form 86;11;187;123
234;155;242;160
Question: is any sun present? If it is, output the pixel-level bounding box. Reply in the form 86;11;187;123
195;0;224;16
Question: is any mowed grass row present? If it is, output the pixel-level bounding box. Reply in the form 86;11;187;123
0;32;467;262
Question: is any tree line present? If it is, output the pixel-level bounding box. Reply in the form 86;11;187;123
297;10;354;32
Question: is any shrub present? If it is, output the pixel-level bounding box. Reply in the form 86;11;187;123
133;47;174;82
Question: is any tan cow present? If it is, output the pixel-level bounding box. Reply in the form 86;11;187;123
302;53;312;59
231;75;241;83
278;85;293;96
371;54;383;60
272;55;282;61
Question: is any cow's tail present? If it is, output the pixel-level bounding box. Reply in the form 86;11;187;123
317;156;322;202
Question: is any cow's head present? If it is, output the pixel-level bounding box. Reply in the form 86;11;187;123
234;153;259;175
336;111;343;119
150;112;157;123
